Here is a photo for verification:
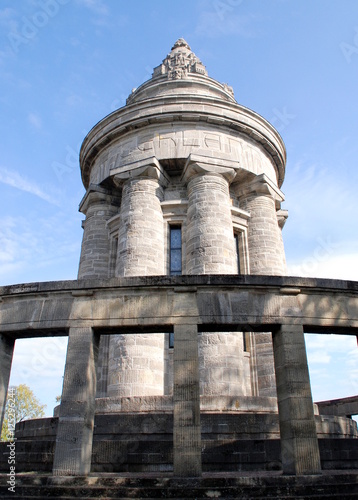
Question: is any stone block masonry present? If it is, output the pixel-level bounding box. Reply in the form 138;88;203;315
3;40;355;485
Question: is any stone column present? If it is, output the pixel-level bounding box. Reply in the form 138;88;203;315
173;324;201;477
236;174;287;397
184;155;237;275
183;155;248;397
236;173;286;276
0;335;15;433
107;158;169;398
78;185;121;280
53;327;99;476
78;186;120;399
272;324;321;475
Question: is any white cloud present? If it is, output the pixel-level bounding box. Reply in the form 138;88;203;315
28;112;42;129
0;213;81;286
287;251;358;281
0;167;60;205
76;0;109;15
0;6;17;27
305;334;358;402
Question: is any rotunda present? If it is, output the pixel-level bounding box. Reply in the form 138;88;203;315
78;38;287;408
1;40;356;480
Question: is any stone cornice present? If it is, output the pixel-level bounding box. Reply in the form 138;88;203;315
112;156;170;188
1;275;358;337
79;184;121;214
182;153;239;184
277;209;289;229
2;275;357;298
235;173;285;203
80;96;286;190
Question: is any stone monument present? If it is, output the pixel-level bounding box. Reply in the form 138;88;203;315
0;40;357;489
78;38;287;406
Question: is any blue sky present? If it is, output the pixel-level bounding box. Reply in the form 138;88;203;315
0;0;357;416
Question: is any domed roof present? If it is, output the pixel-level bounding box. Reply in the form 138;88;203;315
80;39;286;190
126;38;237;105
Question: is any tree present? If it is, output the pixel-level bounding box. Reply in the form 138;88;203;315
1;384;46;441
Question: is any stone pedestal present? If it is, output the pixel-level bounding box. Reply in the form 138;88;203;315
107;160;168;398
53;327;99;475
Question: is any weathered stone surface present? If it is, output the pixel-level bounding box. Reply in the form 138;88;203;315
1;276;358;333
272;323;321;475
173;324;201;477
53;327;99;475
0;38;357;482
0;334;14;432
1;412;357;474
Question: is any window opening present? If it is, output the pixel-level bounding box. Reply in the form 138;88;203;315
234;232;241;274
170;225;182;275
169;332;174;349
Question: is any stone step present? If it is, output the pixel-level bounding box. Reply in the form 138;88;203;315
0;473;357;499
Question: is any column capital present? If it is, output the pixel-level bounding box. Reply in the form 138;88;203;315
181;153;239;185
277;209;289;229
113;156;169;187
235;173;285;204
79;185;121;215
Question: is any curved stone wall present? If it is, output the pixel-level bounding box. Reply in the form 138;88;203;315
76;40;288;403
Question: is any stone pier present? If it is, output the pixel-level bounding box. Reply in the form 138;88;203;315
53;327;99;476
0;334;14;432
272;323;321;475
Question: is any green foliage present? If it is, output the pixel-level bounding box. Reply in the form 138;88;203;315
1;384;46;441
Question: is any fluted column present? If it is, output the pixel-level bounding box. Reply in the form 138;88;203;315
183;155;249;397
107;158;169;398
236;174;287;398
78;186;121;280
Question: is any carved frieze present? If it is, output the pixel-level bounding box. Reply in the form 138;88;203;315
89;126;277;186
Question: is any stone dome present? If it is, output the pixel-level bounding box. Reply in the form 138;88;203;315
80;40;286;190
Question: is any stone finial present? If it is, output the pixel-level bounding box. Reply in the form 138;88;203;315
171;38;191;50
152;38;208;80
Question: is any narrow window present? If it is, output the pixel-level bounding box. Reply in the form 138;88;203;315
234;233;241;274
170;225;182;275
169;332;174;349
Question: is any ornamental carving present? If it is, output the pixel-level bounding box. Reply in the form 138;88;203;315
152;38;208;80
